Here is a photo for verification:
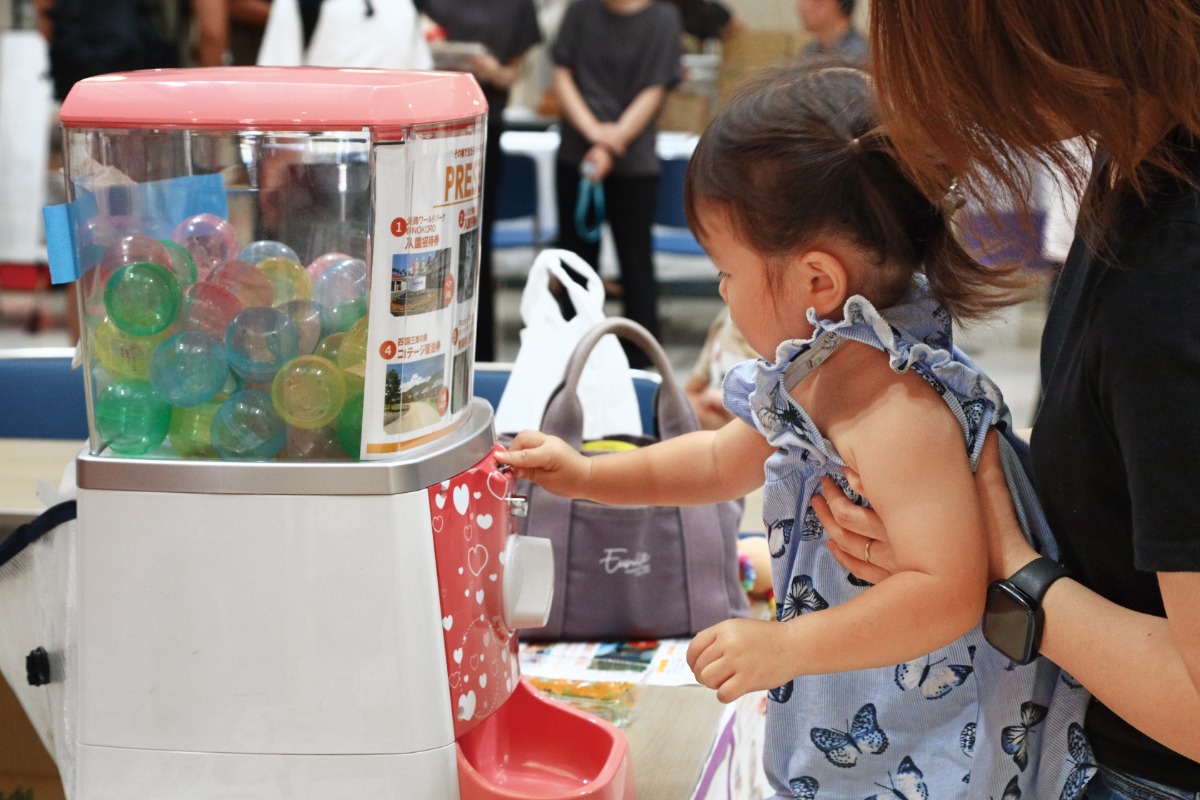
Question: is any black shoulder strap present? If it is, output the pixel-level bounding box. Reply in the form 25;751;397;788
0;501;77;569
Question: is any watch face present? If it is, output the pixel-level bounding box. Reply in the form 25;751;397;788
983;582;1037;664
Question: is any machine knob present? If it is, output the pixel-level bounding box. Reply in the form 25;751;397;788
26;647;51;686
506;495;528;518
501;535;554;630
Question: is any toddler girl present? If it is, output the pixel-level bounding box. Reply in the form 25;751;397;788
497;63;1090;799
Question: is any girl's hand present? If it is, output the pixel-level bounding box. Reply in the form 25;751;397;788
813;471;896;584
495;431;592;498
687;618;798;703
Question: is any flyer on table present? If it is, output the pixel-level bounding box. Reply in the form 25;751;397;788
361;126;484;458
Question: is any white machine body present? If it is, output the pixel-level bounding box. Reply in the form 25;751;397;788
71;402;527;799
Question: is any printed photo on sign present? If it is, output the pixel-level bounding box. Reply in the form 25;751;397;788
383;355;446;435
390;248;453;316
450;346;472;414
457;228;479;303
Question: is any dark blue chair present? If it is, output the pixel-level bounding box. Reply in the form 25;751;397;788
653;156;706;257
473;362;661;437
0;348;89;440
492;152;552;249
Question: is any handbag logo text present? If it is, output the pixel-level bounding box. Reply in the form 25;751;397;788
600;548;651;576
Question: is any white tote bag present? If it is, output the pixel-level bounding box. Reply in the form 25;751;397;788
257;0;433;70
494;249;643;440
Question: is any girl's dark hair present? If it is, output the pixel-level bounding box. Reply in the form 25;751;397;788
870;0;1200;253
684;61;1026;322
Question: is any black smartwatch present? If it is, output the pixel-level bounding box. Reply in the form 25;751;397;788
982;556;1069;665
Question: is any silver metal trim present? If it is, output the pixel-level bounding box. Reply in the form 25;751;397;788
77;399;497;496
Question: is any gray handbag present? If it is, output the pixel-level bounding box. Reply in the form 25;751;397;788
516;317;750;641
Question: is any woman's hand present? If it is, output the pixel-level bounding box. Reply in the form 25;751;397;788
813;469;896;584
495;431;592;498
582;145;614;182
973;430;1040;582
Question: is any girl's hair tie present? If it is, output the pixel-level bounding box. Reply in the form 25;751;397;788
848;137;864;156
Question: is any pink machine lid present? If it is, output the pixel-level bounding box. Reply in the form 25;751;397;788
59;67;487;131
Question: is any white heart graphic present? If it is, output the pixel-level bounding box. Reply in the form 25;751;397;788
470;654;482;670
480;674;488;688
434;493;445;509
468;545;489;576
453;484;470;515
463;523;474;542
441;481;451;491
464;589;470;597
498;549;507;566
449;670;460;688
488;573;497;582
476;589;485;604
442;615;453;631
477;513;493;530
458;567;464;575
464;673;471;683
432;515;444;533
457;691;477;721
453;648;463;664
486;471;508;499
474;491;482;500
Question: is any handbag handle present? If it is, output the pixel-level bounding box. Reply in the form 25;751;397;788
541;317;699;448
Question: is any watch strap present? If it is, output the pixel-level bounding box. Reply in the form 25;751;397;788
1007;556;1069;606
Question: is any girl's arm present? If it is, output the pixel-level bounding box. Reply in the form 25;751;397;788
689;367;988;700
498;417;773;507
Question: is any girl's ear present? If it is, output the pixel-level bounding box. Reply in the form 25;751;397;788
796;249;849;318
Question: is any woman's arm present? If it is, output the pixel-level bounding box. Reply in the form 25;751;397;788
552;66;604;146
228;0;272;26
822;431;1200;761
603;84;669;155
498;416;772;507
978;437;1200;761
466;52;527;91
190;0;229;67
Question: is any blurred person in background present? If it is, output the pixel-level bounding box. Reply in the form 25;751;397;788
551;0;682;368
228;0;272;65
415;0;541;362
797;0;865;68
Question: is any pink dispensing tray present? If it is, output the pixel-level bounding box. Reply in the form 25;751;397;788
58;67;487;131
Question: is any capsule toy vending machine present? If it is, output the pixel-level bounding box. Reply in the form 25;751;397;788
42;67;634;800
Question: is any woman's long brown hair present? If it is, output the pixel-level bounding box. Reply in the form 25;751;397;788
870;0;1200;251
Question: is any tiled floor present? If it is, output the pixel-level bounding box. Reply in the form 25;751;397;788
0;248;1045;428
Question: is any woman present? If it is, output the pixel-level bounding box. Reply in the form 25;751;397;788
816;3;1200;797
550;0;682;369
415;0;541;362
